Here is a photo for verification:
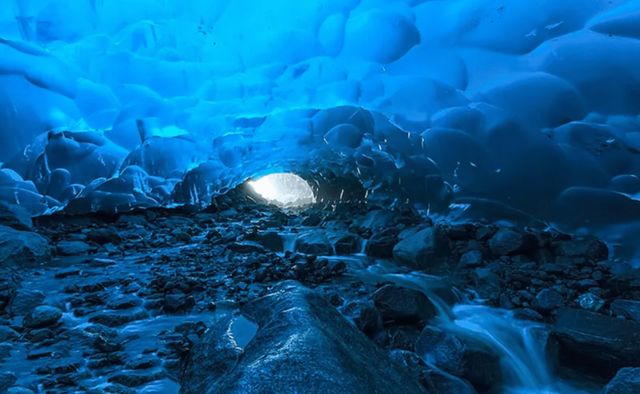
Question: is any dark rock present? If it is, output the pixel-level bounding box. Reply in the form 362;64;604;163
533;289;564;313
36;359;83;375
415;326;503;391
606;269;640;297
366;230;397;258
373;285;437;325
611;300;640;323
295;230;359;256
459;251;483;268
556;236;608;262
89;311;149;328
392;227;450;271
54;268;81;279
181;281;428;394
550;308;640;378
126;356;161;370
0;326;18;342
0;225;51;267
0;201;32;230
56;240;92;256
0;372;17;393
108;371;164;387
227;242;266;254
107;296;141;310
163;293;196;314
87;228;123;245
342;301;381;336
23;305;62;329
251;231;283;252
325;231;360;255
488;228;535;256
604;367;640;394
295;231;332;255
513;308;544;322
9;289;45;315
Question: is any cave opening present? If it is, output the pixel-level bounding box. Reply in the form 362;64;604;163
248;173;316;208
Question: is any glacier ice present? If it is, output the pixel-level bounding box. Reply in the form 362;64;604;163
0;0;639;236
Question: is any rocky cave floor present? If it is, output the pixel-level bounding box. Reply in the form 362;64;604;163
1;191;640;394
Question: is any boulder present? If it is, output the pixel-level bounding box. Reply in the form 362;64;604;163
23;305;63;329
392;227;450;271
295;230;359;256
366;230;398;258
459;251;483;268
325;231;360;255
0;225;50;267
250;231;283;252
342;301;381;336
604;367;640;394
181;281;428;394
550;308;640;378
533;289;564;313
415;326;503;391
488;228;535;256
295;231;332;255
373;284;437;325
555;236;608;262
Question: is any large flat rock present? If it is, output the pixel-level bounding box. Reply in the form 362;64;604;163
550;308;640;378
181;281;428;394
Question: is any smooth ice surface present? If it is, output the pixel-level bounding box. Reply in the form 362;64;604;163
1;0;640;255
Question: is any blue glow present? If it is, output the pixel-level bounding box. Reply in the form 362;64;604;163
0;0;639;233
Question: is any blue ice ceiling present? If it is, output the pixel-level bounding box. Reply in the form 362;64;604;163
1;0;640;226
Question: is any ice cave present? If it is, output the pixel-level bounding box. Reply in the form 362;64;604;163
1;0;640;393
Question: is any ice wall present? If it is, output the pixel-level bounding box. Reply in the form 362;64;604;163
0;0;640;229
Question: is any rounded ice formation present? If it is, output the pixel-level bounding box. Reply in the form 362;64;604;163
0;0;639;243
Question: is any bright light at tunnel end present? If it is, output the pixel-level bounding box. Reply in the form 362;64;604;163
249;173;316;208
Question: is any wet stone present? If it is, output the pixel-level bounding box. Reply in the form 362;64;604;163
342;301;381;337
533;289;564;313
23;305;63;329
373;285;437;325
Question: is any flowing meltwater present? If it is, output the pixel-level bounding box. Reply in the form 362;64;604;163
347;261;596;394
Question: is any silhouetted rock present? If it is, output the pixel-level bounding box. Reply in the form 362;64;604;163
488;228;535;256
342;301;381;336
533;289;564;313
393;227;450;271
373;284;437;325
